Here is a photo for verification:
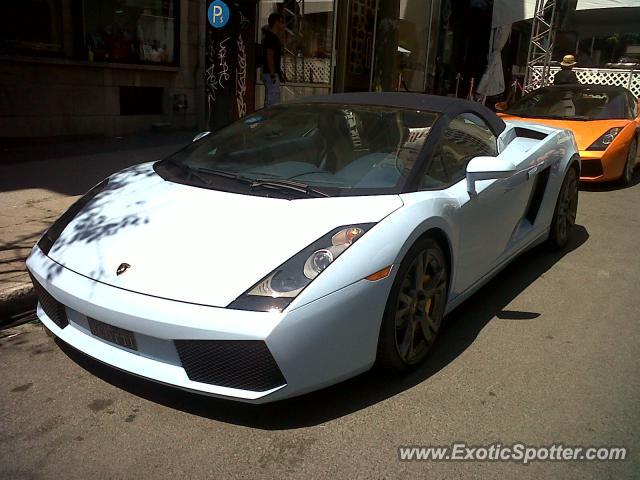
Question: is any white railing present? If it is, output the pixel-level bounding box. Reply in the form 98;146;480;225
283;56;331;84
531;66;640;97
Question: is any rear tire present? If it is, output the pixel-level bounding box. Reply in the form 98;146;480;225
548;166;579;250
621;138;637;185
376;237;448;373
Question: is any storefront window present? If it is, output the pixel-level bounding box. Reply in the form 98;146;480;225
371;0;438;92
432;0;492;97
398;0;439;92
2;0;178;65
83;0;178;64
259;0;334;84
0;0;63;56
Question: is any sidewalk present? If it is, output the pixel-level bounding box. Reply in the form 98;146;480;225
0;129;196;321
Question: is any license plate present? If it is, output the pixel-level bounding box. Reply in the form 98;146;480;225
88;318;138;351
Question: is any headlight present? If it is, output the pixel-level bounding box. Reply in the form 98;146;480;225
227;224;375;312
37;178;109;255
586;127;623;151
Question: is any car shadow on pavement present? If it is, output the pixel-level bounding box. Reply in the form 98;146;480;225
57;225;589;430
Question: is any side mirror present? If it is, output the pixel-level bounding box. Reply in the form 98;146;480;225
466;156;517;196
494;101;508;112
192;131;211;142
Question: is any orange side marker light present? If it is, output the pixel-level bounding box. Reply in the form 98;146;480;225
365;265;393;281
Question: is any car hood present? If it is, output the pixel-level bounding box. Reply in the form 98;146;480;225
499;114;630;150
47;163;404;307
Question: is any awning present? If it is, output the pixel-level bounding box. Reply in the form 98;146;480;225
493;0;640;27
573;6;640;36
492;0;537;27
577;0;640;9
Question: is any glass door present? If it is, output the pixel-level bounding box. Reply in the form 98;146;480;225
256;0;335;106
333;0;379;92
334;0;441;94
371;0;440;92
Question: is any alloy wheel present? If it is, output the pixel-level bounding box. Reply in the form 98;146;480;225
394;249;446;365
624;139;637;184
556;168;578;244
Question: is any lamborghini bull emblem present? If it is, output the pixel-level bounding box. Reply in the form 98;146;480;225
116;263;131;276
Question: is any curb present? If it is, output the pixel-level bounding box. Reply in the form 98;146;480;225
0;283;36;324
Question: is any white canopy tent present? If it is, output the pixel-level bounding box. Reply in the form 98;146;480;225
492;0;640;28
492;0;537;28
576;0;640;9
478;0;537;97
477;26;511;97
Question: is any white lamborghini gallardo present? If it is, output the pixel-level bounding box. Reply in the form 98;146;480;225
27;93;579;403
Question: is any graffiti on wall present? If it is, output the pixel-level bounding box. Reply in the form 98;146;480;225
236;34;247;118
205;36;231;124
205;1;256;129
217;37;231;85
235;10;250;118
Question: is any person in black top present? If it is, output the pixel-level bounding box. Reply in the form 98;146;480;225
554;55;579;85
262;13;284;107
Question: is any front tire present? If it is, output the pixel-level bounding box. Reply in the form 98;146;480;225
376;237;448;372
548;166;579;249
621;138;637;185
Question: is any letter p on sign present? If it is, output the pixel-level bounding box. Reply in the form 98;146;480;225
208;0;230;29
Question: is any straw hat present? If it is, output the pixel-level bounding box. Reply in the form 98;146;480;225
560;55;577;67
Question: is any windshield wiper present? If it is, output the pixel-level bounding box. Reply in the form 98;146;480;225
165;162;328;197
192;167;254;184
250;178;329;197
166;158;211;185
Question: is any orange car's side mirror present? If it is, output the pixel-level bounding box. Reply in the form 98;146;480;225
495;101;508;112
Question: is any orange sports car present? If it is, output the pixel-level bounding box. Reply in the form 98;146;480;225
498;84;640;184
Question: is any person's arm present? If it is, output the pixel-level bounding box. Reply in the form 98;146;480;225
266;49;276;80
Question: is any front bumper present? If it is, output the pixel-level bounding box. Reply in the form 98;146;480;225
579;144;628;183
27;247;391;403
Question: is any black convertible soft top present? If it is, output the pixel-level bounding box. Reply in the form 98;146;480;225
299;92;506;136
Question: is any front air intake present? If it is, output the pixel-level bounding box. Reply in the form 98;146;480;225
28;273;68;329
174;340;286;392
580;159;603;178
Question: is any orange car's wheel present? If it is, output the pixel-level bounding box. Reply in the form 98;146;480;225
549;166;578;250
621;138;638;185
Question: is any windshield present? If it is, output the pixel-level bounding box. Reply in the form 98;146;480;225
159;103;438;197
506;86;632;120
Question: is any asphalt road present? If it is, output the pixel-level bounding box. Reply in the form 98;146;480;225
2;176;640;479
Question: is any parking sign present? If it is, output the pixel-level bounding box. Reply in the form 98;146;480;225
208;0;230;29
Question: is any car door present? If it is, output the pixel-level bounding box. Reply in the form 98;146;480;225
419;113;536;298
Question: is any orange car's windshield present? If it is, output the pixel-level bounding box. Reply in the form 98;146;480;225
506;86;633;121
